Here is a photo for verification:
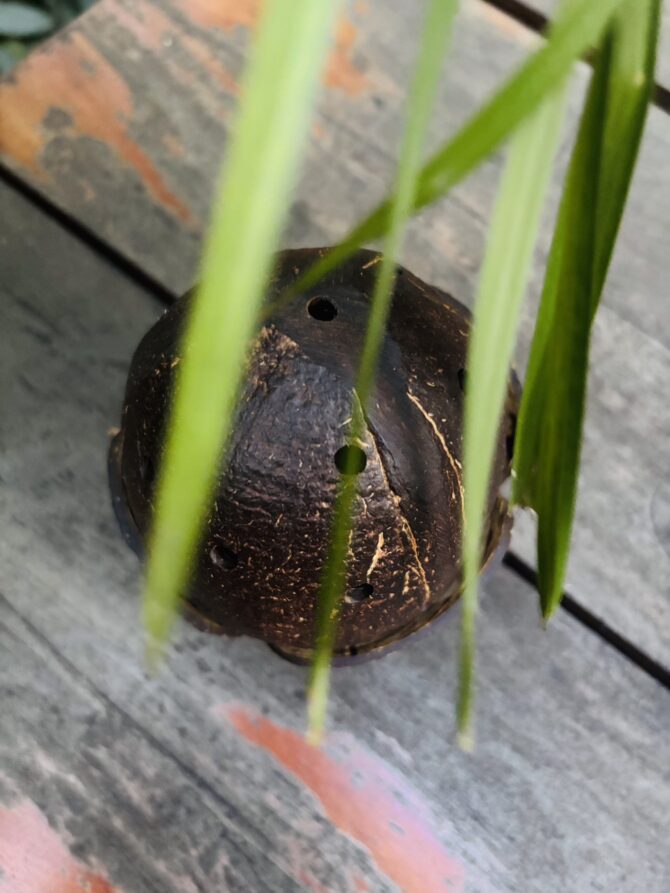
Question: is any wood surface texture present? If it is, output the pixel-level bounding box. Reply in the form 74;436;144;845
1;181;669;893
526;0;670;91
1;0;668;665
1;1;669;890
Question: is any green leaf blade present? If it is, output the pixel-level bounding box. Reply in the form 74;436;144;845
143;0;342;656
517;36;611;619
0;3;53;38
307;0;459;744
512;0;659;620
592;0;661;301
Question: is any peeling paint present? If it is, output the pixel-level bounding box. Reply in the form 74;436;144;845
185;0;261;33
352;874;371;893
106;0;173;52
180;33;240;95
0;32;195;225
312;121;327;142
180;0;368;95
224;705;465;893
297;867;334;893
109;0;241;96
324;19;369;96
0;800;118;893
0;0;367;233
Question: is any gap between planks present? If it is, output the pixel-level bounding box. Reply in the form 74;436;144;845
481;0;670;114
0;161;175;307
504;552;670;692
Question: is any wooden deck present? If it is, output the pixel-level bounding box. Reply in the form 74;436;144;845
1;2;668;891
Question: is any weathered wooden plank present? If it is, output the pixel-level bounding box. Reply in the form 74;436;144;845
2;181;670;892
526;0;670;92
0;613;321;893
1;2;669;661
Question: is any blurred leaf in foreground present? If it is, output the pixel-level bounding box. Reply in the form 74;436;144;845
0;3;53;38
143;0;341;659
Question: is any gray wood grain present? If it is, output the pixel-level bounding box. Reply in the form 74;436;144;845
526;0;670;91
0;613;313;893
2;178;670;892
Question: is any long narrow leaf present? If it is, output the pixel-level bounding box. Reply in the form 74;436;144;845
264;0;627;319
513;0;660;619
143;0;341;656
458;63;571;748
515;44;611;619
592;0;661;301
307;0;459;744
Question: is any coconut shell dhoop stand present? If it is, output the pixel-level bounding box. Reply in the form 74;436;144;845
110;248;519;662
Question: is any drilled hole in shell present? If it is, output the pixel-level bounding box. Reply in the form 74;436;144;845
347;583;374;603
210;543;239;570
307;297;337;321
334;445;367;475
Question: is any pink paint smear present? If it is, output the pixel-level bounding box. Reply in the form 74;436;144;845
224;704;464;893
0;800;117;893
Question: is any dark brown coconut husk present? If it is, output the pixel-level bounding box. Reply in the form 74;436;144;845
109;248;519;663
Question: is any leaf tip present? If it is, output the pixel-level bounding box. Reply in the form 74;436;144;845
541;599;559;627
457;724;475;753
144;635;165;675
306;725;324;748
306;663;330;747
539;576;564;625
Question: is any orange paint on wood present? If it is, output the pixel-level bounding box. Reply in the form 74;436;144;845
106;0;172;53
324;19;369;96
180;33;240;95
352;873;371;892
162;132;186;159
109;0;239;96
297;868;333;893
0;30;195;226
312;121;326;142
184;0;261;33
0;800;118;893
225;705;464;893
179;0;367;96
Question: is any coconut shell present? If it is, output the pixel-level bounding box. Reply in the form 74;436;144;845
109;248;519;662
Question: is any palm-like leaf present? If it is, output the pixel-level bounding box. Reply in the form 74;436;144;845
143;0;341;656
307;0;459;743
513;0;660;619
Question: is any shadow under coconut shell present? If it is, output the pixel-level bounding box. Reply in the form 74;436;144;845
108;247;519;666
